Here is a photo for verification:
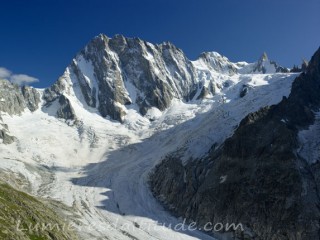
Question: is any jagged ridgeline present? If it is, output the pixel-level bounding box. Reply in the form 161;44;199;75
1;34;288;124
43;34;289;122
0;34;289;145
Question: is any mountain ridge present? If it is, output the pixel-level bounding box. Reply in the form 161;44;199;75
1;34;290;125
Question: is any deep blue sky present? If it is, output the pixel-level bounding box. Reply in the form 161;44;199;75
0;0;319;88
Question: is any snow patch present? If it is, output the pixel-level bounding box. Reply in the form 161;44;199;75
298;112;320;164
145;107;162;121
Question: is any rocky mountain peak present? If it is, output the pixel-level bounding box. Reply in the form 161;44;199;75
258;51;269;62
43;34;202;122
253;51;288;74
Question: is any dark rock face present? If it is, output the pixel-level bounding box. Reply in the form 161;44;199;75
0;129;15;144
56;95;77;121
150;48;320;239
21;86;41;112
43;77;67;103
0;118;14;145
239;84;249;98
43;78;77;121
79;34;131;122
274;63;290;73
197;86;210;100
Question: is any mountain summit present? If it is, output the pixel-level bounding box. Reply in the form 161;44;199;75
40;34;288;123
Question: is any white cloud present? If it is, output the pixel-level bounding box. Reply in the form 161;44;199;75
0;67;11;79
0;66;39;85
10;74;39;85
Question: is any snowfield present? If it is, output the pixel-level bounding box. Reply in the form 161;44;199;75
0;71;298;240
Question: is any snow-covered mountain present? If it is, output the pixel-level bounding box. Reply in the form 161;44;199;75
0;34;311;240
41;34;290;123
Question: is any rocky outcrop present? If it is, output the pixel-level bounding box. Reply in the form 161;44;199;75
0;79;40;115
0;115;14;144
291;60;309;73
150;47;320;239
0;79;40;144
21;85;41;112
43;78;77;121
239;84;249;98
0;128;15;144
79;35;131;121
56;95;77;121
43;77;67;103
197;86;210;100
253;52;289;74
